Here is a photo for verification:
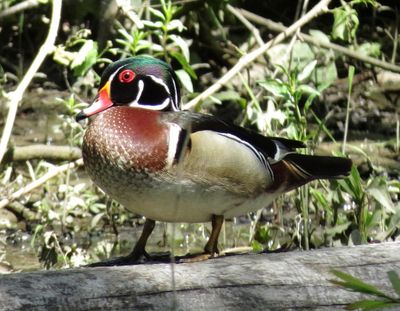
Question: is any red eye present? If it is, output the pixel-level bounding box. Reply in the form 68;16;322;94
118;69;135;83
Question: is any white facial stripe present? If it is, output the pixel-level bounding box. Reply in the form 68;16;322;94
171;75;179;111
110;67;175;110
135;79;145;104
218;133;273;181
109;68;119;82
109;63;129;84
148;75;171;95
128;93;171;111
105;63;130;104
125;75;173;110
127;79;144;107
136;98;170;110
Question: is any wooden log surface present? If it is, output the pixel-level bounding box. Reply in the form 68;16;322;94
0;242;399;310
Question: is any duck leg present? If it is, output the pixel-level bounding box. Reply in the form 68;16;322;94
180;214;224;263
87;218;156;267
204;214;224;255
126;218;156;261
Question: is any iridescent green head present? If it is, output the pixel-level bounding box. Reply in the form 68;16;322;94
76;56;180;121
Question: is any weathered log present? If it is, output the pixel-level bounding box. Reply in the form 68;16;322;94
0;242;399;310
3;145;82;163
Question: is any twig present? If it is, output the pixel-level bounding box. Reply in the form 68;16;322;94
342;66;355;155
183;0;332;110
0;158;84;210
0;0;62;164
7;202;39;222
3;145;82;163
238;7;400;74
391;9;398;64
226;4;264;46
0;0;41;20
116;0;144;29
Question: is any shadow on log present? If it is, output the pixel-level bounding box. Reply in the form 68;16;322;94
0;242;399;310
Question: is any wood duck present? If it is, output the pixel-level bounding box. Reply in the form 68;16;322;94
76;56;352;265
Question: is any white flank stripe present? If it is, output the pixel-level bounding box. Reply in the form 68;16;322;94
166;123;182;167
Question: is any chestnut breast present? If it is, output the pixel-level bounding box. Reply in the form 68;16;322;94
82;106;169;193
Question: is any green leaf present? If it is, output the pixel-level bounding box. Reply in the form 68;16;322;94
340;165;363;202
202;90;245;108
387;271;400;297
325;222;351;236
309;29;331;44
169;34;190;62
148;7;165;21
331;270;391;299
355;42;381;58
142;20;164;28
298;60;317;82
297;85;321;97
310;188;328;208
175;69;193;92
167;19;185;32
258;79;289;98
331;5;359;42
71;40;98;76
212;90;242;102
90;212;105;230
366;178;395;213
170;51;197;79
251;240;264;252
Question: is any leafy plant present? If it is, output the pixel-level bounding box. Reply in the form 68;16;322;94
331;269;400;310
331;0;379;43
53;28;106;78
115;0;197;92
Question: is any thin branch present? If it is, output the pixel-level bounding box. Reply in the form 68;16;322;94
116;0;144;29
238;7;400;73
226;4;264;46
0;0;41;20
183;0;332;110
3;145;82;163
0;0;62;164
391;9;399;64
0;158;84;210
7;202;39;221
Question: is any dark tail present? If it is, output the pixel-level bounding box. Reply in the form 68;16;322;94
268;153;352;192
285;153;352;179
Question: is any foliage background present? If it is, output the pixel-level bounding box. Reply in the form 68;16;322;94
0;0;399;271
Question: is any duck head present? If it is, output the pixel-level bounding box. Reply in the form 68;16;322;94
76;56;181;121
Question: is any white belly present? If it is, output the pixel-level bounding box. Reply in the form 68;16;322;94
114;182;279;223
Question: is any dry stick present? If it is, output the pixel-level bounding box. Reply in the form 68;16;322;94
0;0;62;164
0;0;41;19
391;10;399;64
4;145;82;163
0;158;84;210
116;0;144;29
226;5;264;46
239;8;400;74
183;0;332;110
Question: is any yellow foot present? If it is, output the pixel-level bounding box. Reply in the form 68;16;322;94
178;252;222;263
